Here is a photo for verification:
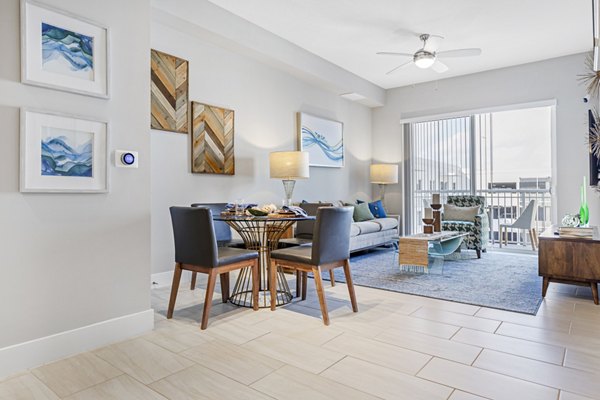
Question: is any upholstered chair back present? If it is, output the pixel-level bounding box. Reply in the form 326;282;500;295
296;202;333;239
170;206;218;267
191;203;232;242
447;195;486;214
311;207;353;265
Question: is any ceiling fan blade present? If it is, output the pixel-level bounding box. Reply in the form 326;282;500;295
424;34;444;52
386;60;413;75
437;48;482;58
376;51;414;57
431;60;449;73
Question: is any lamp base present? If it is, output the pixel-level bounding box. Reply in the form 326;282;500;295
282;180;296;206
379;184;386;202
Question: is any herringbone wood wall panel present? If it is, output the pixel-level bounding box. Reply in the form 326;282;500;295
151;49;188;133
191;102;235;175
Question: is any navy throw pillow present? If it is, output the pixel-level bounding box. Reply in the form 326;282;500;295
368;200;387;218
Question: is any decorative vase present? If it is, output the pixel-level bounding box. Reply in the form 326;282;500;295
580;176;590;227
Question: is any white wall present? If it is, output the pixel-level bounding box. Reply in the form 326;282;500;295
151;21;373;275
0;0;152;376
373;53;598;225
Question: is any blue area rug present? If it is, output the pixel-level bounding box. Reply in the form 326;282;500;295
324;248;543;315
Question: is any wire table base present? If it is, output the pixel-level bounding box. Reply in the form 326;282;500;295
221;217;299;308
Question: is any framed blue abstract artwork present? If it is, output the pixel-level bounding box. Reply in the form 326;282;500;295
21;109;109;193
297;112;344;168
21;0;109;98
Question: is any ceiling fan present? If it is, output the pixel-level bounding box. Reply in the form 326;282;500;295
377;33;482;75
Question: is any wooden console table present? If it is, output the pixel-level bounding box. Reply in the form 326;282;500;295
538;226;600;305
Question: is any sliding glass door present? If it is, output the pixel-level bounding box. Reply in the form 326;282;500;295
404;116;472;232
404;106;552;249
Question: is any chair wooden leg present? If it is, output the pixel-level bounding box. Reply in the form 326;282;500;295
343;260;358;313
167;263;182;319
329;269;335;286
220;272;230;303
312;266;330;326
190;272;197;290
476;249;481;259
201;270;217;330
532;228;539;249
528;229;536;251
296;270;301;298
301;271;307;300
269;259;278;311
251;259;259;311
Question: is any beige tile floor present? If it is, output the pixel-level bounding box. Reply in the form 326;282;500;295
2;270;600;400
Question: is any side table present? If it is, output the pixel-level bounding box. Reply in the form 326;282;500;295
538;226;600;305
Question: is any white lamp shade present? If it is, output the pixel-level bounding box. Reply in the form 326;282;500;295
370;164;398;184
269;151;310;179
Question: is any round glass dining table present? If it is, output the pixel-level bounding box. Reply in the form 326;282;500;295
213;214;315;308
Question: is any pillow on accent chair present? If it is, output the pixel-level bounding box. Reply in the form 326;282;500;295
353;202;375;222
443;204;479;222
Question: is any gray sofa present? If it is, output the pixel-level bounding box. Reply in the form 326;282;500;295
350;215;399;252
282;202;399;252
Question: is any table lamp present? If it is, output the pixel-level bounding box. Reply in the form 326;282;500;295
269;151;309;206
370;164;398;203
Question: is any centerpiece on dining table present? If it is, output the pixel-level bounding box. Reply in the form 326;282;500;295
222;202;308;217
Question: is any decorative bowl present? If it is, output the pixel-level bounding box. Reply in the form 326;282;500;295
248;208;268;217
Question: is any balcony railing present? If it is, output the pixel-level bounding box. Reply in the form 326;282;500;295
411;188;552;250
480;188;551;248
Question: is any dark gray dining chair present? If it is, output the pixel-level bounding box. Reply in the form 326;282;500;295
190;202;244;290
269;207;357;325
190;203;244;246
277;202;337;292
168;207;259;330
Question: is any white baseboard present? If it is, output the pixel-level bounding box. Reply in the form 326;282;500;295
151;269;193;288
0;309;154;380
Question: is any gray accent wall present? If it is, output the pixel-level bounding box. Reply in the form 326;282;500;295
0;0;151;348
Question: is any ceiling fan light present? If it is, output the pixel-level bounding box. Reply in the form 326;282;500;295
414;54;435;69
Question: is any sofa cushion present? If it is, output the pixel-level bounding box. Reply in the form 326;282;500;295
353;202;375;222
353;221;381;235
350;223;361;237
350;228;398;252
373;217;398;231
443;204;479;222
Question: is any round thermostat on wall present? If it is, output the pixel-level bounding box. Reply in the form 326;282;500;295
115;150;138;168
121;152;135;165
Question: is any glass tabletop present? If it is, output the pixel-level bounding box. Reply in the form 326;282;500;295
213;214;315;222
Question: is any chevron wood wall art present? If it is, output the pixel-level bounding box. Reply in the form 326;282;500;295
150;49;189;133
191;102;235;175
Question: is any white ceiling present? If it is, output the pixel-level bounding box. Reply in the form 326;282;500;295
207;0;592;89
